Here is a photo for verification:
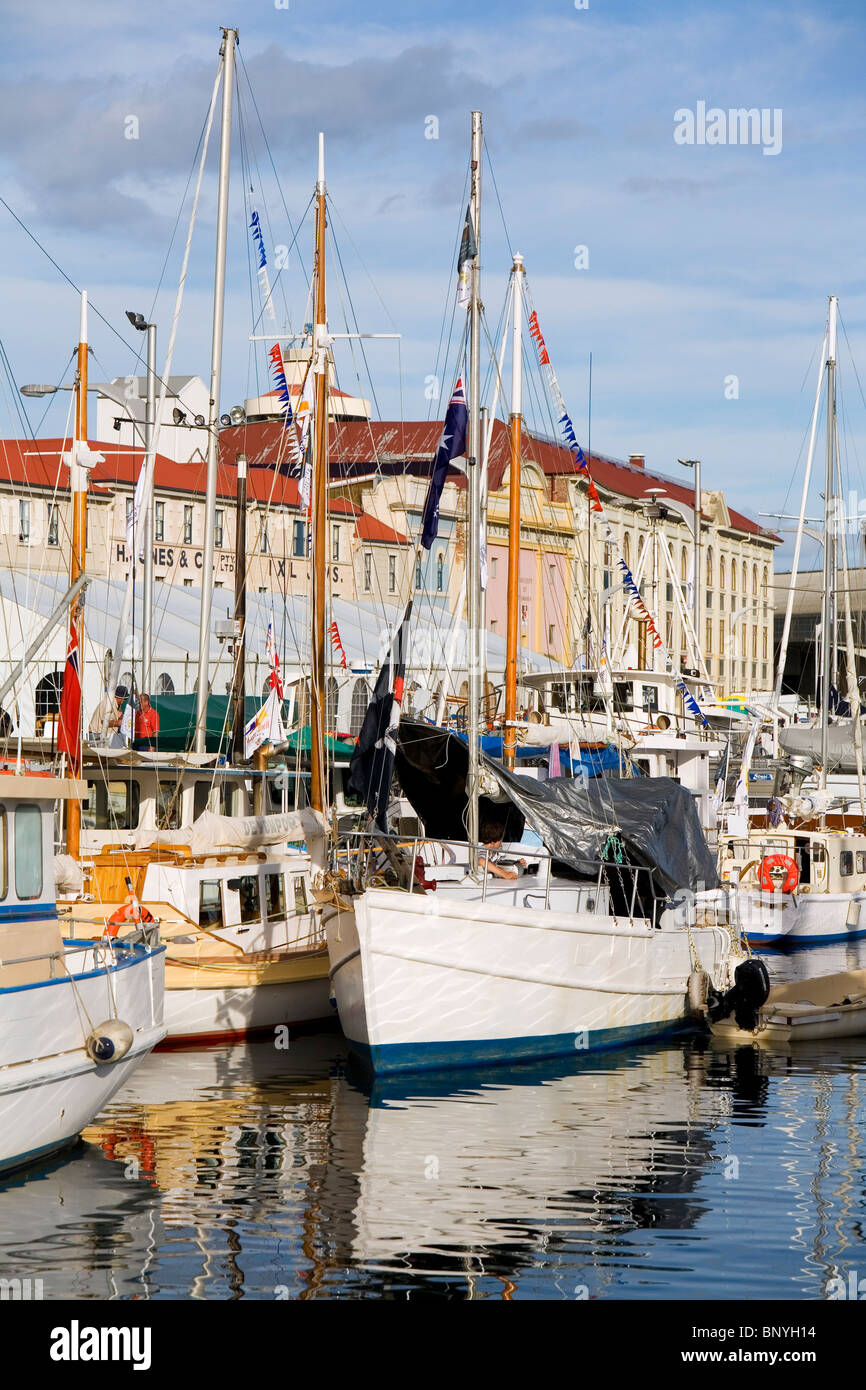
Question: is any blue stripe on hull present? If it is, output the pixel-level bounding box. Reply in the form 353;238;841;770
748;929;866;949
348;1016;693;1076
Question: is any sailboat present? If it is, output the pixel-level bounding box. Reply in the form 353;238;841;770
320;112;748;1074
708;296;866;946
59;29;333;1043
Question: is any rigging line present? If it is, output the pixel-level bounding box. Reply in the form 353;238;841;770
327;213;381;420
234;72;294;337
483;141;514;254
235;47;309;282
428;162;472;425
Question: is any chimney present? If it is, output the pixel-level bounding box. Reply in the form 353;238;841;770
628;453;645;470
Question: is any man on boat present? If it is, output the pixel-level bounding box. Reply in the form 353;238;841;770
88;685;128;747
133;692;159;750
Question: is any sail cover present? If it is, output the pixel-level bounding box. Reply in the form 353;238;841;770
395;721;718;897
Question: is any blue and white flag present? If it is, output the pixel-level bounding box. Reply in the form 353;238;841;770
420;378;468;550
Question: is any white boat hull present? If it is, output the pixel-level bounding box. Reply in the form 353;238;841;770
162;976;333;1045
0;940;165;1174
701;888;866;946
324;888;736;1073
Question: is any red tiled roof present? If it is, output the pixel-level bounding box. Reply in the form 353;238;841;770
0;439;113;496
354;513;410;545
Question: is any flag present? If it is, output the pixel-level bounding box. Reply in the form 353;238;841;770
420;379;468;550
348;602;412;830
329;620;347;669
456;204;477;308
57;615;82;770
266;621;284;699
244;688;285;760
548;742;561;778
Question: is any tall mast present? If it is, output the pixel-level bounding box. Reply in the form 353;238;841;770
230;452;247;764
466;111;483;870
66;289;88;857
142;320;156;695
309;132;328;818
195;26;237;752
820;294;838;794
503;252;524;770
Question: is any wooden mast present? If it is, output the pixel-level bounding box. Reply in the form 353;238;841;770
310;133;328;819
466;111;483;872
66;289;88;857
503;253;524;770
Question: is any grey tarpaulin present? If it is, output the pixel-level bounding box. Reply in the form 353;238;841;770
395;720;718;898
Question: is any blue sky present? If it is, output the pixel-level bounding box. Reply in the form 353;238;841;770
2;0;866;569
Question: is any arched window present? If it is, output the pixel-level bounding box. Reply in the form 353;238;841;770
623;532;631;568
350;680;369;735
325;675;340;731
436;552;445;593
156;672;175;696
752;563;758;595
731;559;737;593
741;560;747;593
681;546;688;582
719;556;726;591
705;547;713;586
35;671;63;728
763;565;769;597
120;670;135;695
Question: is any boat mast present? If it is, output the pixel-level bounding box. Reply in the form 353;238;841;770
310;133;328;819
66;289;88;857
819;295;838;796
230;451;247;764
195;26;237;753
503;252;524;770
466;111;483;870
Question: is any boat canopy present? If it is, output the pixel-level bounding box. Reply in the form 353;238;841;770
395;720;718;897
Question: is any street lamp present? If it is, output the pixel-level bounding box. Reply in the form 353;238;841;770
678;458;702;664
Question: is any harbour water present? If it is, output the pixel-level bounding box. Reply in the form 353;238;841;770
1;940;864;1302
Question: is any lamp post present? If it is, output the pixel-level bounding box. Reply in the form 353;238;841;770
678;458;702;668
126;311;156;695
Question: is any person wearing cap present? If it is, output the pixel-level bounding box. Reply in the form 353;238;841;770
89;686;128;745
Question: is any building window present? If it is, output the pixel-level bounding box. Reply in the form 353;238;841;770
388;554;396;593
742;560;747;592
706;618;712;654
18;500;30;543
184;504;193;545
261;521;269;554
719;556;726;590
706;546;713;585
763;565;769;597
752;563;758;594
490;619;498;633
762;629;767;660
731;560;737;593
436;553;445;593
214;509;224;549
491;556;498;579
624;533;631;568
719;622;725;655
681;546;688;582
415;555;422;589
47;504;59;547
665;582;673;603
665;612;673;647
156;672;175;695
752;626;758;658
350;680;369;734
155;500;165;542
332;525;340;563
183;578;193;587
363;551;372;592
293;520;306;557
705;589;712;609
548;624;556;649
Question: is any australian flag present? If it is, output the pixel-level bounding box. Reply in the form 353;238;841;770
420;378;468;550
349;602;412;831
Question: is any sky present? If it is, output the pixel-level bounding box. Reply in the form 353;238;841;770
1;0;866;571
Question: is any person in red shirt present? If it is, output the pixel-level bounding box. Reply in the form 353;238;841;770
134;692;160;749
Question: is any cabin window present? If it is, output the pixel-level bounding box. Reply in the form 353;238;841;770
193;782;211;820
812;843;826;864
199;880;222;928
265;871;286;920
157;780;182;830
641;684;659;713
293;875;309;914
0;807;7;900
82;779;140;830
856;851;866;874
840;851;854;877
14;805;42;900
613;682;634;712
238;875;261;925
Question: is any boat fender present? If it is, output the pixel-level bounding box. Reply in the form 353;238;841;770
85;1019;134;1064
707;958;771;1031
687;969;711;1018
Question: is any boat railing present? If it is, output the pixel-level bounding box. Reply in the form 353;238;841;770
61;917;163;950
334;830;661;920
0;935;136;979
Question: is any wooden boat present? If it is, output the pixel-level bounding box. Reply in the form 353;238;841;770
710;969;866;1044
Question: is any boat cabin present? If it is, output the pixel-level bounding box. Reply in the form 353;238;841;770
720;828;866;896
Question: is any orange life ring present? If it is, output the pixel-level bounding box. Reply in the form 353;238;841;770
758;853;799;894
105;899;155;937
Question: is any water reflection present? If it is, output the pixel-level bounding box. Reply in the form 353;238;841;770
0;1023;863;1300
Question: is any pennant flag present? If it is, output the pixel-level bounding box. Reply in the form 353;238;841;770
266;621;284;699
57;615;82;771
329;620;347;669
349;602;412;830
244;688;285;760
249;210;276;324
456;205;477;309
420;378;468;550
